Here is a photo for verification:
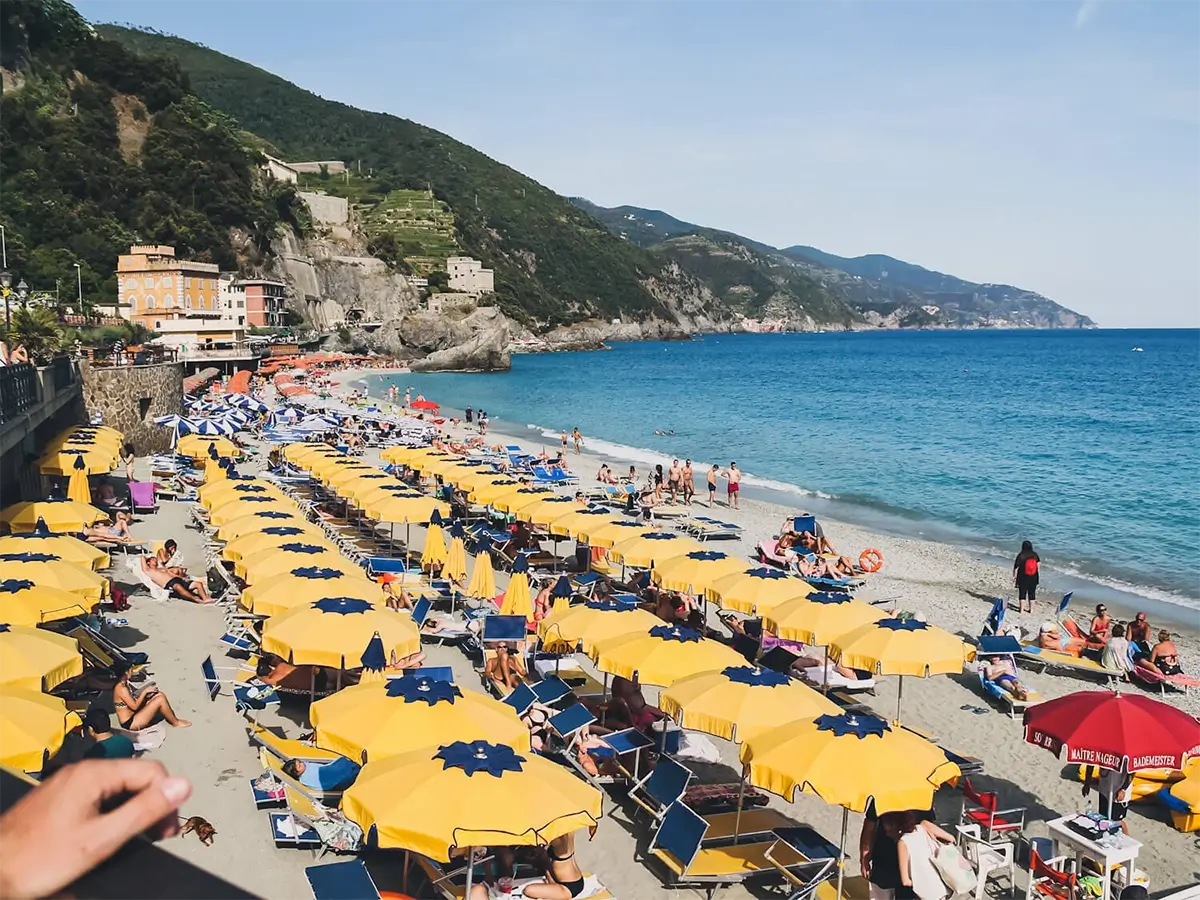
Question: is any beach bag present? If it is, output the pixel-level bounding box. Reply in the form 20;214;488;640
1023;557;1039;577
933;842;977;895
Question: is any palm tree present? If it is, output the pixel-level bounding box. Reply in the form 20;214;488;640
6;307;63;363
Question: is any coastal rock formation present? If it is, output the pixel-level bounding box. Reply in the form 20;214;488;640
405;307;512;372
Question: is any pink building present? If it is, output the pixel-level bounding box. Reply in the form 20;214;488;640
240;280;288;327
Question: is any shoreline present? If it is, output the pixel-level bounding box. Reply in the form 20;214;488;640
331;367;1200;720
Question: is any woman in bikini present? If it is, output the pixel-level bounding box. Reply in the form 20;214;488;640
84;512;138;544
111;661;190;729
525;832;589;900
484;643;526;694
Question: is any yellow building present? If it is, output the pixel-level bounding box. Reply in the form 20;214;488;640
116;244;221;328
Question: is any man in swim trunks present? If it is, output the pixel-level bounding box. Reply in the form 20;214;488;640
722;462;741;509
707;465;719;507
681;460;695;505
667;459;682;503
983;656;1029;700
141;556;211;604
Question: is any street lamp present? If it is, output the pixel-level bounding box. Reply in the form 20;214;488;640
16;279;28;309
1;269;10;332
73;263;83;322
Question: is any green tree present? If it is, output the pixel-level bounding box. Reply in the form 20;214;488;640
5;306;63;361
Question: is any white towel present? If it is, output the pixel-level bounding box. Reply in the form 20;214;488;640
125;556;169;602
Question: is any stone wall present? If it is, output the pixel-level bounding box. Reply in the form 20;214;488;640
79;360;183;455
299;192;349;225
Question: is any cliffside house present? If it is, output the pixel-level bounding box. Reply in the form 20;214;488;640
287;160;347;175
262;155;299;184
447;256;495;296
220;277;289;328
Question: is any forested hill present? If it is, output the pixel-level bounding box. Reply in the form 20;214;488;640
0;0;308;310
98;24;698;327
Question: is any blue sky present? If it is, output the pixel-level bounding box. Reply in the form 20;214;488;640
79;0;1199;327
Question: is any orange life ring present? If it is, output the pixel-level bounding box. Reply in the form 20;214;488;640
858;548;884;573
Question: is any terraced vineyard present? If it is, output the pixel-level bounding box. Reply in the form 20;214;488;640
363;189;458;275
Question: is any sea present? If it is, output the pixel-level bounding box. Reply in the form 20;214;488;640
365;329;1200;617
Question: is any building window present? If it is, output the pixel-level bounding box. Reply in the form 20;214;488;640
184;277;191;288
164;293;174;307
185;294;192;308
162;276;172;288
144;276;154;289
127;295;137;310
147;296;155;309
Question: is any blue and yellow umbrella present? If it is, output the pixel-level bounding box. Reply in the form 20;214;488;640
261;597;420;668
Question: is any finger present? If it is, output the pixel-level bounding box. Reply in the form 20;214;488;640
86;774;191;862
77;758;169;810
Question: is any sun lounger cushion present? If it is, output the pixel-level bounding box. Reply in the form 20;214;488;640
800;663;876;692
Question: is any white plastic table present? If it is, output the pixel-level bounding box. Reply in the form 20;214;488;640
1046;815;1142;900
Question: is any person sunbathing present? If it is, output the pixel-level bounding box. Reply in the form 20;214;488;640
607;676;666;734
983;657;1029;700
111;661;190;729
280;757;359;792
1148;630;1183;676
93;482;126;510
1089;604;1113;644
383;580;414;611
255;654;316;691
533;584;553;622
155;539;180;568
385;649;426;670
1036;623;1088;656
485;643;526;694
524;832;591;900
83;512;138;544
140;556;212;604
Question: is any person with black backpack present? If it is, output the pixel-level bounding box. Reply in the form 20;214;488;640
1014;540;1040;614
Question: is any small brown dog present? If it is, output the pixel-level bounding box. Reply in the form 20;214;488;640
180;816;217;846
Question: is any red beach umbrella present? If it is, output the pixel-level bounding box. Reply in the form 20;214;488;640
410;399;439;411
1023;690;1200;772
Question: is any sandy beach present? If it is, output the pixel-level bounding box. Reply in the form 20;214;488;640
87;364;1199;899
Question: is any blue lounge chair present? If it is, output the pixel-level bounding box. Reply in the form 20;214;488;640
981;597;1006;636
364;556;405;577
397;665;455;684
531;674;573;706
269;810;323;850
648;802;812;897
530;465;578;486
305;859;379;900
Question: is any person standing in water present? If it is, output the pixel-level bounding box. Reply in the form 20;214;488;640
1013;540;1040;614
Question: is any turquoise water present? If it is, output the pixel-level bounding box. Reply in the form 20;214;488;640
372;330;1200;611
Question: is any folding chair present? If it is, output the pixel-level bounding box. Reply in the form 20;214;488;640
959;778;1026;842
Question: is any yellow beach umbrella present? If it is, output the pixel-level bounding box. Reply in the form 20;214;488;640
261;597;420;668
421;522;447;570
445;534;467;584
340;475;401;505
829;617;974;723
380;445;420;465
205;483;290;512
240;568;383;618
0;535;109;571
0;687;79;773
447;468;506;493
514;497;578;529
404;452;452;472
312;677;531;763
216;510;311;541
499;556;533;619
467;480;523;506
0;557;107;601
538;598;669;655
204;459;228;482
236;545;361;583
0;625;82;691
38;447;116;477
660;665;840;743
0;580;94;625
651;550;747;594
221;524;327;562
466;551;496;601
590;624;747;687
66;461;91;504
492;487;555;514
763;594;885;647
342;741;601;863
609;531;700;568
209;497;297;527
740;711;962;898
706;566;811;615
548;507;625;539
576;518;648;549
1;500;107;534
284;442;340;465
62;424;123;442
309;456;359;480
367;495;449;525
177;434;239;460
325;465;382;487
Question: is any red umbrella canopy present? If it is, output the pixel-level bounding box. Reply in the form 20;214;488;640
1023;690;1200;772
410;399;439;411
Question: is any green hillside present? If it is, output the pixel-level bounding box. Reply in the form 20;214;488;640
363;189;458;275
0;0;307;313
99;24;679;326
656;234;859;326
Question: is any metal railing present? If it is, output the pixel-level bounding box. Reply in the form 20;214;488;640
0;363;37;426
51;353;75;392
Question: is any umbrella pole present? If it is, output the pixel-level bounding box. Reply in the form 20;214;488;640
836;807;849;900
732;767;746;845
390;522;395;558
308;668;316;727
822;646;830;694
465;847;474;900
895;675;904;725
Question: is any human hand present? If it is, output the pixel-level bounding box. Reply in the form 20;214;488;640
0;759;192;899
